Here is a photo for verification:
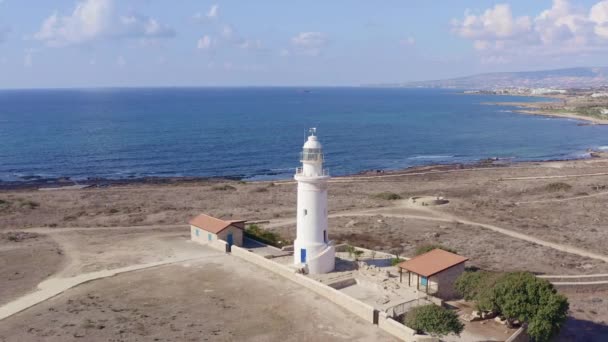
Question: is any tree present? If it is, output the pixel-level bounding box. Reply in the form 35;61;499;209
414;244;457;256
454;270;502;312
455;271;569;342
492;272;568;342
404;304;464;337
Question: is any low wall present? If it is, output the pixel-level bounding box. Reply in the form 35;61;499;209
231;245;376;323
505;327;529;342
377;312;439;342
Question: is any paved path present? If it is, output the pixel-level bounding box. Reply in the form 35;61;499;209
516;190;608;205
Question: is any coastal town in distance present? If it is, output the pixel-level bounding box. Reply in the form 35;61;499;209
2;1;608;342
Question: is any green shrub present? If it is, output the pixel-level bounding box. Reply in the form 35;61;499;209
415;244;457;256
456;271;569;342
244;224;289;248
404;304;464;337
212;184;237;191
391;257;405;266
493;272;569;342
372;192;402;200
454;270;502;312
544;182;572;192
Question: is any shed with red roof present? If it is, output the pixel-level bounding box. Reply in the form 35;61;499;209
397;249;468;300
189;213;245;248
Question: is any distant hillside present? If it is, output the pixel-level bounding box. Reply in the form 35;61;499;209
377;67;608;90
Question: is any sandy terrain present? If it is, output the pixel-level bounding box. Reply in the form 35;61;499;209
3;157;608;340
0;232;65;306
0;241;394;342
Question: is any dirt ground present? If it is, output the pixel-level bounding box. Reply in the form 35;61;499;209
0;232;64;306
3;158;608;340
0;246;394;342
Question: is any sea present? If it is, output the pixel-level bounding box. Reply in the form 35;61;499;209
1;87;607;183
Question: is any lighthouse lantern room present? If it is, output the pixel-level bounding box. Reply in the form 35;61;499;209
293;128;335;274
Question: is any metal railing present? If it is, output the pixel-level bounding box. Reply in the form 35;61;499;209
295;167;329;176
300;152;324;162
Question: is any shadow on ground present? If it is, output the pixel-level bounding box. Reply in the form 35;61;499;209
557;317;608;342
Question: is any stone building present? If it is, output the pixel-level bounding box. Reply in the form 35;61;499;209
397;249;468;300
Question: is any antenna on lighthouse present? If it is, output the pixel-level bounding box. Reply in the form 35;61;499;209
309;127;317;136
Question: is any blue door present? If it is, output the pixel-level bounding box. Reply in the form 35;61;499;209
227;233;233;247
300;248;307;263
421;276;428;286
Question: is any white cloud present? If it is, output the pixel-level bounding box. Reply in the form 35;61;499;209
452;0;608;61
400;36;416;46
289;32;329;56
197;35;214;50
236;39;262;50
591;0;608;38
207;5;219;19
193;4;219;22
34;0;175;47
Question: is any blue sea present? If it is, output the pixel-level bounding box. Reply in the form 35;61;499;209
1;87;607;183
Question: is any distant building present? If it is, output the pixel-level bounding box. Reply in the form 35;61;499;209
190;213;245;248
397;249;469;300
591;93;608;98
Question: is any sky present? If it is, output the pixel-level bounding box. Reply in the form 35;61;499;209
1;0;608;88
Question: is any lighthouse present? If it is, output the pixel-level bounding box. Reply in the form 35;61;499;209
293;128;335;274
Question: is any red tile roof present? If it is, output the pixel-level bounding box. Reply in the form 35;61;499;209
398;249;469;278
189;214;245;234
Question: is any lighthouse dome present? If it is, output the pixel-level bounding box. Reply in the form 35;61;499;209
303;135;323;149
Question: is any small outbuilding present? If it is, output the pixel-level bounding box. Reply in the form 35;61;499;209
397;249;468;300
189;213;245;248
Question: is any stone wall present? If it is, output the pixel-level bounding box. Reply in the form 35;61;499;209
377;312;439;342
505;327;529;342
231;245;375;323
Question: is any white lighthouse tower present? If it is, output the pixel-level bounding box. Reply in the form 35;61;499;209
293;128;335;274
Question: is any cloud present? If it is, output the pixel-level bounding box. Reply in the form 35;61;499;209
34;0;175;47
289;32;329;56
400;36;416;46
452;1;608;62
193;4;219;22
591;0;608;38
197;35;214;50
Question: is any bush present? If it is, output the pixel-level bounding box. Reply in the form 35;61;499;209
454;270;502;312
544;182;572;192
415;244;457;256
372;192;402;200
391;257;405;266
455;271;569;342
493;272;568;342
404;304;464;337
244;224;289;248
212;184;237;191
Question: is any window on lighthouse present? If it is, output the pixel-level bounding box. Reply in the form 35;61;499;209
304;209;307;216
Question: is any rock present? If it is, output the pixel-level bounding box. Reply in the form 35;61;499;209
377;219;384;223
73;331;86;338
495;316;507;325
472;310;481;318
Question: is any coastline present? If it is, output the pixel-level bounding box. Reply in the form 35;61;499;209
3;153;606;191
479;93;608;125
